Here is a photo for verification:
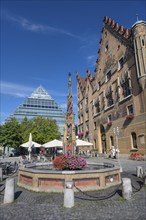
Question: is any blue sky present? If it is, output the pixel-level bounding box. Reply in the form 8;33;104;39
1;0;146;124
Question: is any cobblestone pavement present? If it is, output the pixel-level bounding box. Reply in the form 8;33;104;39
0;156;146;220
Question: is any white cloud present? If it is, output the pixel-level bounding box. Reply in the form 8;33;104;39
2;10;82;39
86;55;96;67
0;81;34;98
0;81;75;99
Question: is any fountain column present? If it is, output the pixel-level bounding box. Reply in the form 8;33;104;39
63;73;76;155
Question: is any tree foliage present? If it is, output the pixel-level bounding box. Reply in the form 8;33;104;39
0;118;21;149
0;117;62;150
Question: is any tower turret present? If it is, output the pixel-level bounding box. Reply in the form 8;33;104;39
132;19;146;89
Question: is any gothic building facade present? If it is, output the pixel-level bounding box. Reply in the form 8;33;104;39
76;16;146;155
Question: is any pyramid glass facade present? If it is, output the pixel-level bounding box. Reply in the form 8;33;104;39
7;86;65;135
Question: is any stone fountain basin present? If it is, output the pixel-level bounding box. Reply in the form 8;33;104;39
17;162;121;192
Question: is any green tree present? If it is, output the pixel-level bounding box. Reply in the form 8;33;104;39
20;117;33;143
30;117;61;144
0;117;62;152
0;118;22;150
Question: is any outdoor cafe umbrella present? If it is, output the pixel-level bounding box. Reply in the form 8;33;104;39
76;139;93;147
43;139;93;148
28;133;32;161
42;139;63;148
20;141;41;148
20;133;41;161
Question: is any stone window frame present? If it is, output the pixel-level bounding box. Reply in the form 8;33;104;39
95;97;100;114
97;81;101;91
105;70;112;82
112;78;120;103
94;121;97;130
120;71;132;98
127;104;134;115
100;91;105;111
105;85;114;107
92;99;95;116
107;114;112;122
118;56;124;71
105;42;109;53
131;132;138;149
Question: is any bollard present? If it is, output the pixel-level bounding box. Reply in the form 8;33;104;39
64;181;74;208
136;166;143;178
0;167;3;181
122;178;132;200
4;178;15;204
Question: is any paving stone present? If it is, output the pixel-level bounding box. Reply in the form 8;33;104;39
0;156;145;220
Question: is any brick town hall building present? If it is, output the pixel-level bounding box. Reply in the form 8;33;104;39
76;16;146;155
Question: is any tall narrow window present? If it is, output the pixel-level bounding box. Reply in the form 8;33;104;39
94;121;97;130
113;79;120;103
106;70;111;82
97;81;101;91
108;115;112;122
142;39;145;46
94;139;96;149
105;86;113;107
100;92;105;110
131;132;137;149
105;44;108;53
127;105;134;114
110;136;114;148
118;57;124;70
95;98;100;113
120;73;131;98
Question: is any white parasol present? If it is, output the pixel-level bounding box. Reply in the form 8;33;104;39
76;139;93;147
28;133;32;161
42;139;63;148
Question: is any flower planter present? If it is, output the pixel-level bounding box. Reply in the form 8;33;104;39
126;114;134;120
85;131;89;135
53;154;87;170
129;153;144;161
78;132;84;138
107;121;112;126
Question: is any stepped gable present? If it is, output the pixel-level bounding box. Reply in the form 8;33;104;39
95;16;133;72
76;70;95;95
86;69;95;90
76;72;87;94
86;69;95;82
103;16;131;39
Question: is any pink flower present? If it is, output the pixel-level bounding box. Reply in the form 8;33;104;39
53;154;87;170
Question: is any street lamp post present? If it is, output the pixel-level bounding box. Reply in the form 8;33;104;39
113;127;122;172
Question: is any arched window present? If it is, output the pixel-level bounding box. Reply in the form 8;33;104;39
131;132;137;149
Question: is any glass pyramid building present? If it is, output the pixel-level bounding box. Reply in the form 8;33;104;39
7;86;65;135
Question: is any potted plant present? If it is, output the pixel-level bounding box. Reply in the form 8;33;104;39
107;121;112;126
126;113;134;120
85;130;89;135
